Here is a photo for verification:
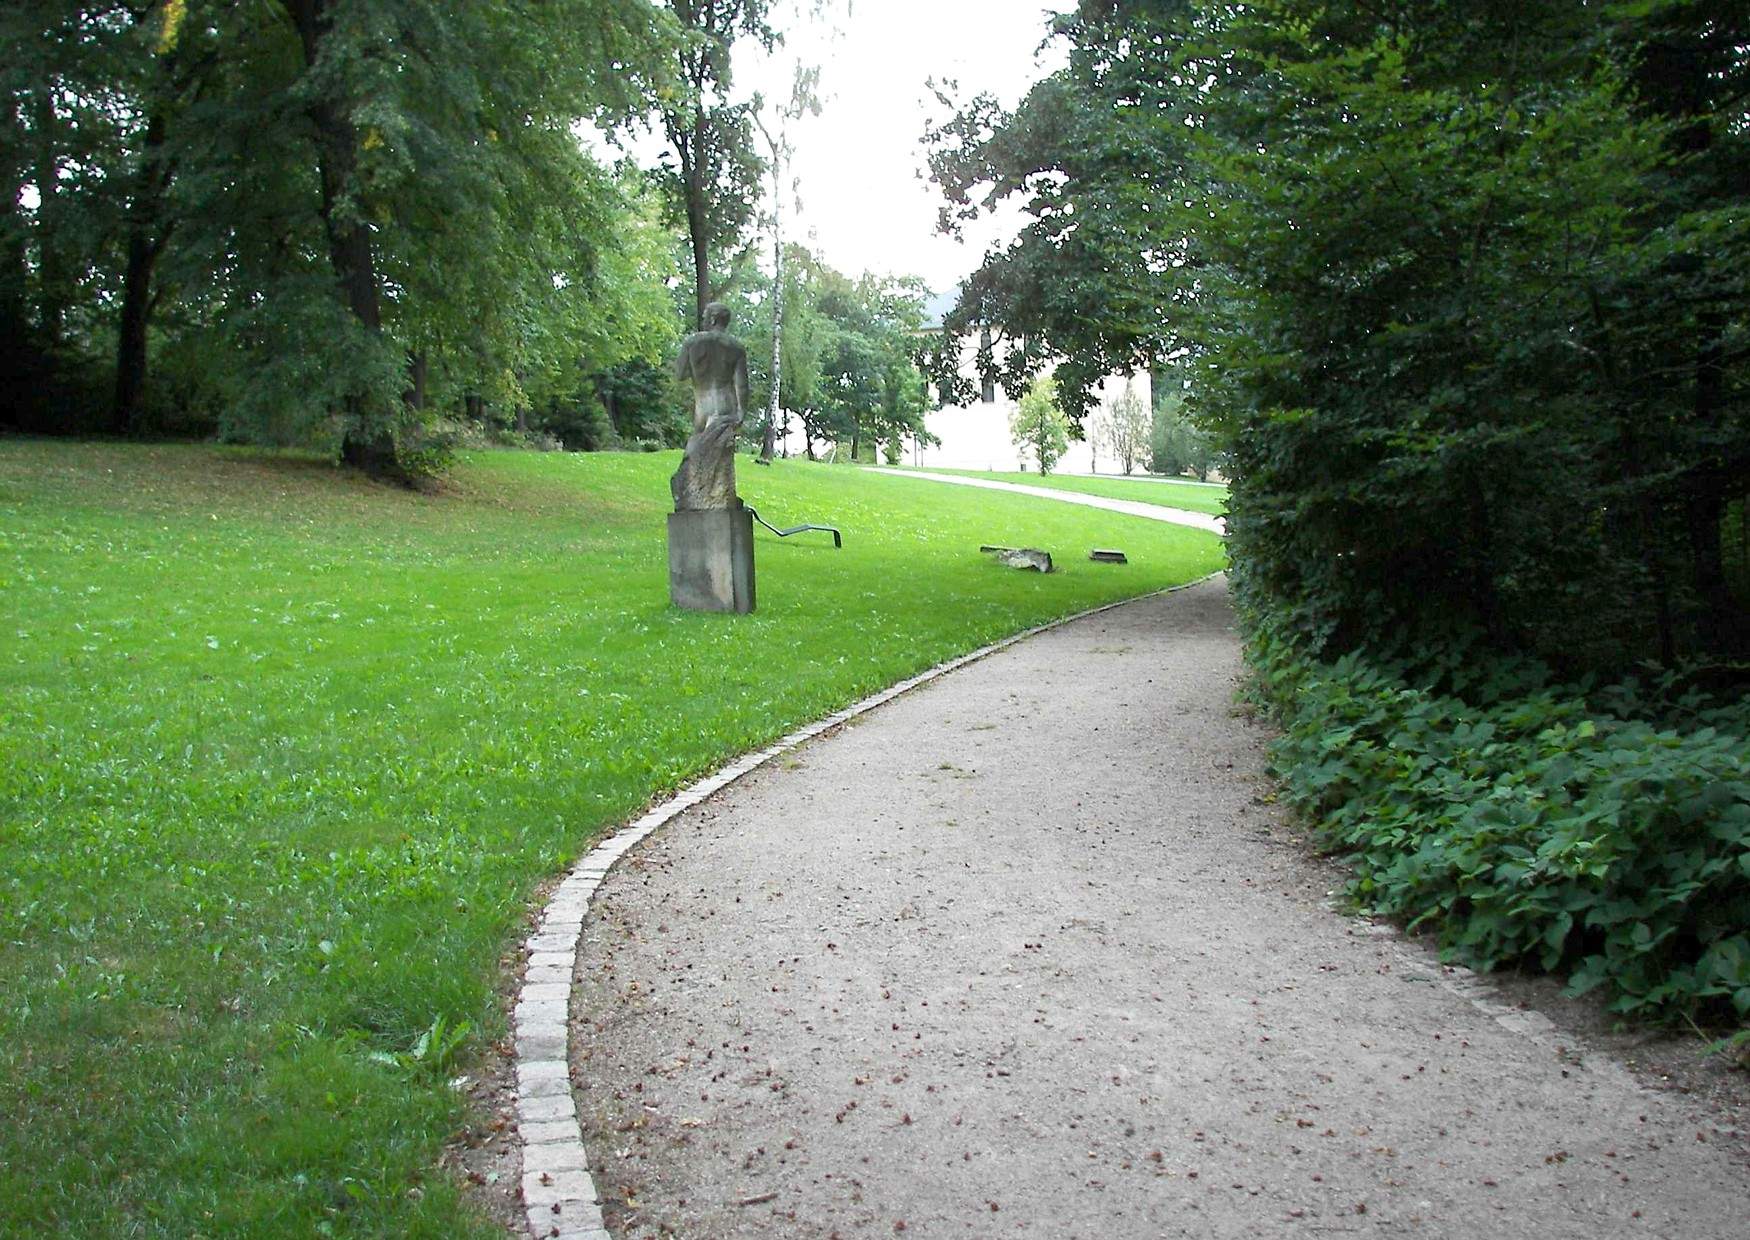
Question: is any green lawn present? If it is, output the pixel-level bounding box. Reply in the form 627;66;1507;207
881;464;1230;517
0;442;1223;1237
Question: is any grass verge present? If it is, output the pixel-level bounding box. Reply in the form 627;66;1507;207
0;441;1223;1236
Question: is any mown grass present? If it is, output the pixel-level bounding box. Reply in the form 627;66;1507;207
0;441;1224;1237
883;464;1230;516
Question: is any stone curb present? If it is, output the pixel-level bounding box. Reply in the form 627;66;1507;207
509;572;1224;1240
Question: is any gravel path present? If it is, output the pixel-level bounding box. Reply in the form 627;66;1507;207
863;467;1226;534
568;579;1746;1238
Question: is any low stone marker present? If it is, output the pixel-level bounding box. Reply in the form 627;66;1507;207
996;548;1053;573
1089;549;1128;564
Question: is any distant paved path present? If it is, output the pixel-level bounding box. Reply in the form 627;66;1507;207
570;580;1745;1238
865;467;1226;534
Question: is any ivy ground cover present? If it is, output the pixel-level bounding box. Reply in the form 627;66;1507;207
0;441;1222;1237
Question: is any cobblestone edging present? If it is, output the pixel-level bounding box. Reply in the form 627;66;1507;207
510;573;1224;1240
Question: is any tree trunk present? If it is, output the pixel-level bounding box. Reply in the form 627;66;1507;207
1463;470;1508;648
1684;289;1739;650
308;99;381;334
1635;19;1740;655
761;247;782;459
403;351;427;409
1;97;33;397
595;376;620;437
112;230;157;435
760;123;784;462
286;0;403;479
113;111;172;436
31;89;65;348
686;110;711;329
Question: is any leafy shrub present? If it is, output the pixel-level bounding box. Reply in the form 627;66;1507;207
1248;621;1750;1024
532;393;615;452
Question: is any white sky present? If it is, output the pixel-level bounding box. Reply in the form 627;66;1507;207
737;0;1065;294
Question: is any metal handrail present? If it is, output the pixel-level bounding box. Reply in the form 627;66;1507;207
745;505;842;549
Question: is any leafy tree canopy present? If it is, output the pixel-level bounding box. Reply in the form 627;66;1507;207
1010;374;1070;475
931;0;1750;672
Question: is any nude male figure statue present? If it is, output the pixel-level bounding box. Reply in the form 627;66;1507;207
671;302;750;512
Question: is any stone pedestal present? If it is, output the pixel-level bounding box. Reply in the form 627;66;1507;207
668;506;755;614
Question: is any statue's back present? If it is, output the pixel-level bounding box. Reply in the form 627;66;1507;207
682;331;747;425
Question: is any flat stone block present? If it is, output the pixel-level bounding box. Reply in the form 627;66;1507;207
525;932;577;954
518;1093;577;1124
521;982;570;1005
516;999;568;1028
520;1118;584;1147
522;1141;589;1177
519;1074;572;1100
668;506;755;613
517;1059;571;1096
517;1027;568;1060
526;1199;607;1237
524;964;572;988
523;1168;596;1205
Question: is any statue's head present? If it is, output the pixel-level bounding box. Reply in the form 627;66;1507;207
702;302;732;331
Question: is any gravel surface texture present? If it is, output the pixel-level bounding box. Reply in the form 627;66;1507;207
568;579;1747;1239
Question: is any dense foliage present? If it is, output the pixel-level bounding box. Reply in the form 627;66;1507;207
1147;379;1215;480
3;0;677;476
1251;620;1750;1024
648;0;775;329
928;0;1750;671
930;0;1750;1021
742;244;934;460
3;1;934;479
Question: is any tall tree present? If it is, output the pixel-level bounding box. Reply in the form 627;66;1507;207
168;0;669;472
1097;380;1148;475
752;61;820;460
655;0;775;329
929;0;1750;672
112;0;218;434
1010;375;1069;475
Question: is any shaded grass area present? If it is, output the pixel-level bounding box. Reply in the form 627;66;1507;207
881;464;1230;516
0;441;1224;1236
